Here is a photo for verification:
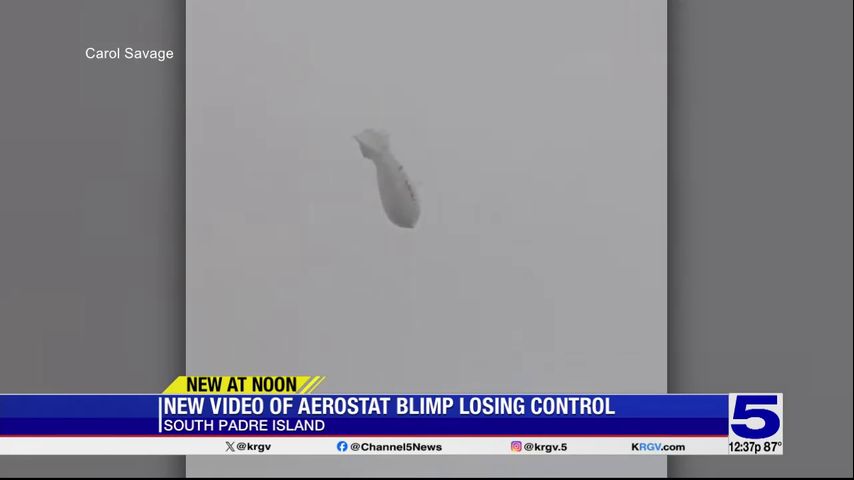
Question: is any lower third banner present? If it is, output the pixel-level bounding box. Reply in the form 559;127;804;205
0;394;783;455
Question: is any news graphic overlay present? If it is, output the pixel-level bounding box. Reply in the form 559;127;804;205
0;377;782;455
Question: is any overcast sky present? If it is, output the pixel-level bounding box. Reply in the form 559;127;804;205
188;1;666;475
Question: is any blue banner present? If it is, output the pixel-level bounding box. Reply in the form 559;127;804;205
0;395;729;436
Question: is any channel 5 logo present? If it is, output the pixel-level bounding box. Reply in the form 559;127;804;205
510;441;523;452
728;393;783;441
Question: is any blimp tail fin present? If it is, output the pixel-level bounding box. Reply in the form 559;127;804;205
354;129;390;161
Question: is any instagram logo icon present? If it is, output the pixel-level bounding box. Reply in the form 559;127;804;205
510;441;523;452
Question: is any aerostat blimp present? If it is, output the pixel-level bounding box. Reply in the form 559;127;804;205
354;129;420;229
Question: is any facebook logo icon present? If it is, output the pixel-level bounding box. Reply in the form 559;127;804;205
336;441;348;452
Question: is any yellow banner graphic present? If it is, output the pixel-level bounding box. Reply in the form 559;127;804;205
162;376;326;394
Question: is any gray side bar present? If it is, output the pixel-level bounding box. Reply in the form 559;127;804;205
668;0;853;477
0;0;185;476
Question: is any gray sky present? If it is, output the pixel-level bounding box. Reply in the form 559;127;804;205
188;1;666;475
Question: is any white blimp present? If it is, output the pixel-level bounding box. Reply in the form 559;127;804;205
354;129;420;229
